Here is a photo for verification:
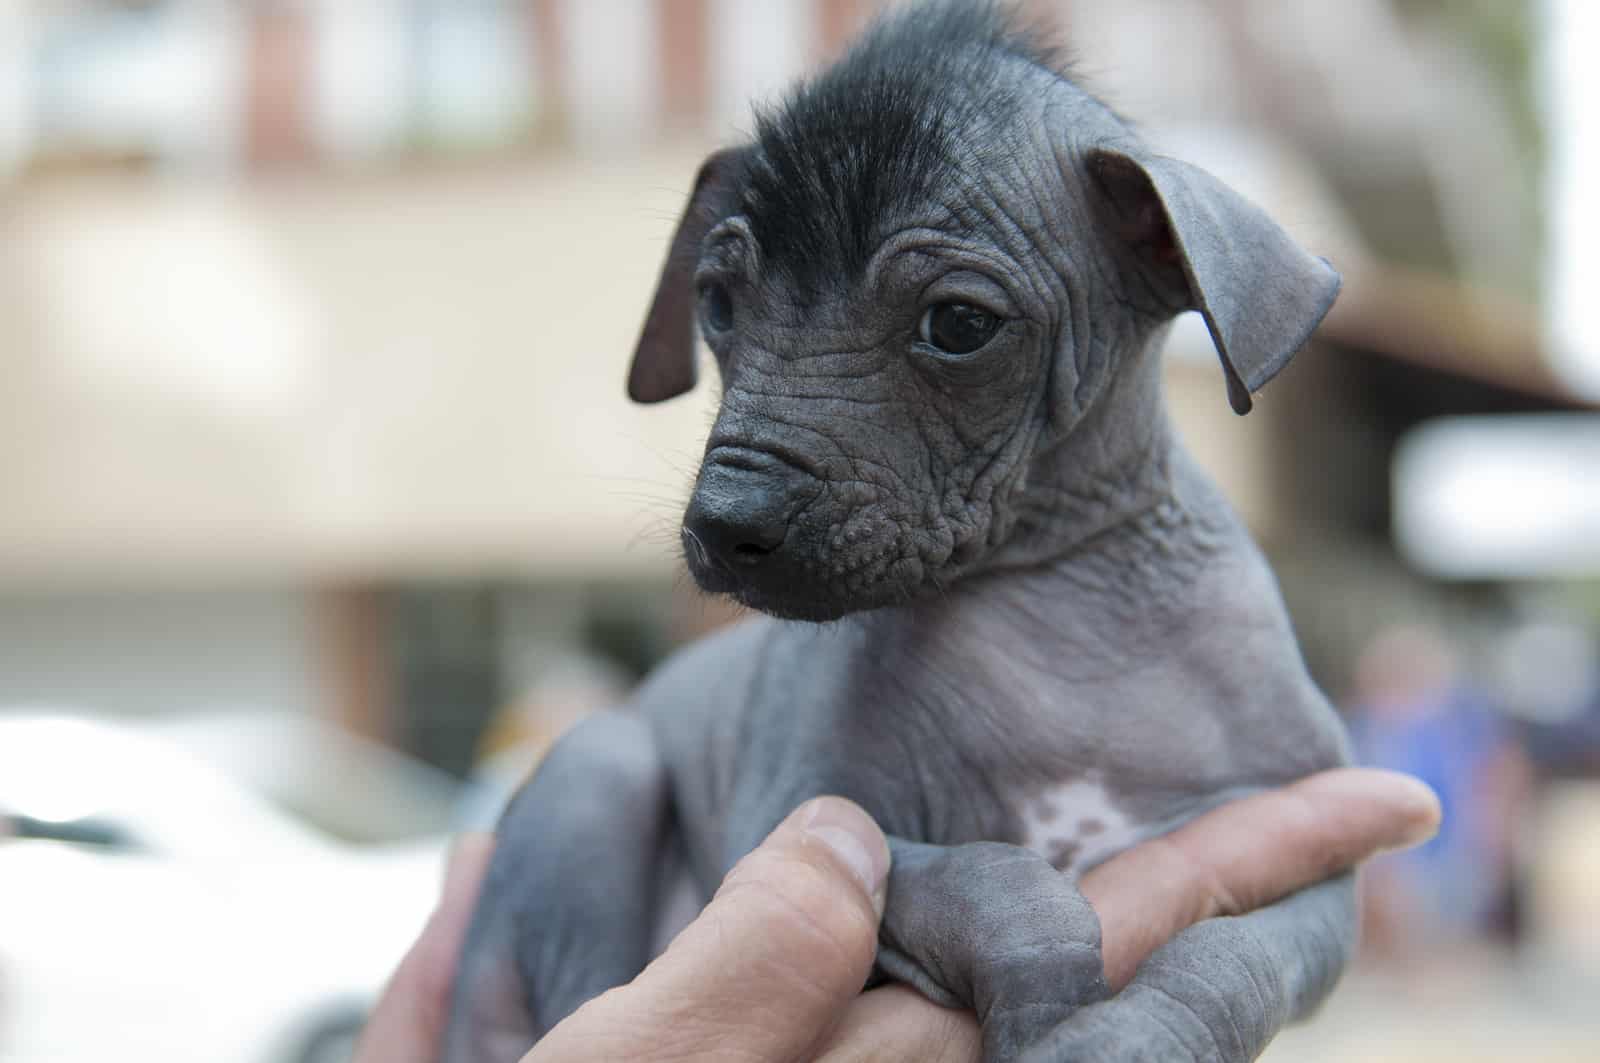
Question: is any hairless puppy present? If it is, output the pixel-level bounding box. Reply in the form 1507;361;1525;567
444;4;1353;1060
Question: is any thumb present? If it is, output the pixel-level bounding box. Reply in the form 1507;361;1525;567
528;797;891;1063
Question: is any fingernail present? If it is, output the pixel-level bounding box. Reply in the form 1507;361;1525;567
797;797;892;914
1394;779;1444;849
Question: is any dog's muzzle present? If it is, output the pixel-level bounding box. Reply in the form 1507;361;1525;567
682;447;815;577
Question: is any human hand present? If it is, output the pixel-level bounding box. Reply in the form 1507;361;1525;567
355;768;1438;1063
810;768;1441;1061
355;796;889;1063
354;834;496;1063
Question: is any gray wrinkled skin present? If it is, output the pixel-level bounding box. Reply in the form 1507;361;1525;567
443;7;1354;1062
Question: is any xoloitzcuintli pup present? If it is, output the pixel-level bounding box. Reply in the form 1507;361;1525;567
444;4;1353;1060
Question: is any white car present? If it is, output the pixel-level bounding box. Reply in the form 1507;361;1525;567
0;714;453;1063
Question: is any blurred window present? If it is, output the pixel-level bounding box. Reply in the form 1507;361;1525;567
31;0;242;168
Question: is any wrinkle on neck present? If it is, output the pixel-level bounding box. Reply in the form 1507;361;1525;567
990;322;1189;568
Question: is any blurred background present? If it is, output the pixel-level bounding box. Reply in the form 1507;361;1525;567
0;1;1596;1060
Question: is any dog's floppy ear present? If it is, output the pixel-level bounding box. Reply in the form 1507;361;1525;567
628;148;750;404
1087;146;1340;415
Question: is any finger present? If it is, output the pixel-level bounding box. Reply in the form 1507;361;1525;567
355;834;496;1063
1083;767;1440;990
813;984;981;1063
528;796;891;1063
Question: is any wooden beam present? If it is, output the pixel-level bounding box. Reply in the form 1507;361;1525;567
658;0;711;131
314;585;395;744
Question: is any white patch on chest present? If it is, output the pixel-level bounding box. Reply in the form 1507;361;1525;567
1016;780;1145;876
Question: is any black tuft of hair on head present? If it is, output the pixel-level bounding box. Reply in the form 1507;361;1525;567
741;1;1072;296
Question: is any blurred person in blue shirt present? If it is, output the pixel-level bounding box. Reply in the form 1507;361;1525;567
1349;625;1531;955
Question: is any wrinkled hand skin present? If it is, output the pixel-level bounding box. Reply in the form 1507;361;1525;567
444;4;1359;1062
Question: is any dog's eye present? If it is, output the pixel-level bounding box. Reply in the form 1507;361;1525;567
919;303;1001;355
699;282;734;334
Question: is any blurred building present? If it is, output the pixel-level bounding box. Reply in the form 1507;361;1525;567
0;0;1592;769
7;7;1600;1060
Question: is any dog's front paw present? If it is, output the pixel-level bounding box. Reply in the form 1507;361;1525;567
877;839;1111;1061
1017;988;1233;1063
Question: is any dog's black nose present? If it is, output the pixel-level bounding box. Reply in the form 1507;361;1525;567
684;504;788;568
683;451;800;569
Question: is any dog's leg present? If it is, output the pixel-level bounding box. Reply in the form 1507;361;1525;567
440;710;673;1063
1020;874;1358;1063
875;837;1112;1062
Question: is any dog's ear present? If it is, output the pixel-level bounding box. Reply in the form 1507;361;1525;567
628;148;750;404
1087;146;1340;415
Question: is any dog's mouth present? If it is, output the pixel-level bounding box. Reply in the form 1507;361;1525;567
680;526;813;617
681;514;921;622
678;444;931;621
683;549;861;622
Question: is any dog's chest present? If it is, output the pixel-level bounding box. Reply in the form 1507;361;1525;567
707;608;1225;870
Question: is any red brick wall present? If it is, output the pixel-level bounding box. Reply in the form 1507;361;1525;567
658;0;711;130
244;4;313;168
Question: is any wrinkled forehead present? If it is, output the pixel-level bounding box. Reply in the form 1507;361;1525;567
738;51;1117;296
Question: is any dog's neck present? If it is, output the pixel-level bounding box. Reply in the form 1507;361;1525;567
982;321;1228;583
882;321;1246;687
